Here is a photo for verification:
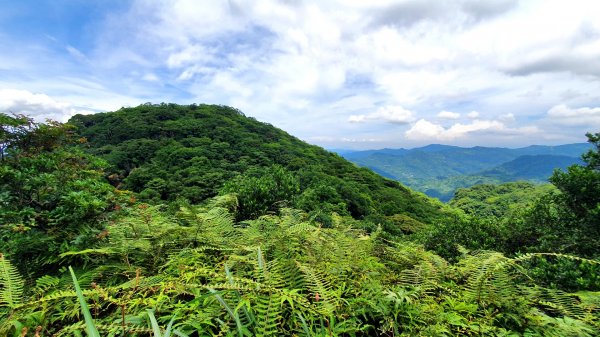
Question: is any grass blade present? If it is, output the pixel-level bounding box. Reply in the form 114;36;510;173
147;309;162;337
209;288;244;337
69;266;101;337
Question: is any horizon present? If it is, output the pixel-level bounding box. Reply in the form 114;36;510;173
1;1;599;149
327;141;591;153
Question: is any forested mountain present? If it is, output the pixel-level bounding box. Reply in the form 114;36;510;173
1;109;599;336
478;154;584;180
69;103;451;226
341;143;589;201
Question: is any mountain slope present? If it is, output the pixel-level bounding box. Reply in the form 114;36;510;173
70;103;450;224
341;143;589;201
345;147;520;181
478;154;583;181
449;181;557;218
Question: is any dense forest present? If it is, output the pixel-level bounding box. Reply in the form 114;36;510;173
1;104;599;336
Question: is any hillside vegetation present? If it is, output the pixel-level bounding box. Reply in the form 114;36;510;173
70;103;450;226
450;181;556;218
0;107;599;336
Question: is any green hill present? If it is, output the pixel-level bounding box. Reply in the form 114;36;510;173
449;181;557;218
70;103;450;225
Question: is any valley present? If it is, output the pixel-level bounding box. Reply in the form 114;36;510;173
340;144;589;201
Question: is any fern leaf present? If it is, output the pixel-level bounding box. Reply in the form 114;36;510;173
296;262;335;314
0;253;24;309
59;248;117;258
254;293;281;337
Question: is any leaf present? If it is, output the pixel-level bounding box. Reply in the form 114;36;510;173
69;266;101;337
0;253;24;309
147;309;162;337
209;288;244;337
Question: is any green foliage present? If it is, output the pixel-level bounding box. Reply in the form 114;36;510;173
450;181;556;218
0;113;33;160
419;215;507;260
70;266;100;337
3;111;599;336
3;200;598;336
0;253;24;309
550;165;600;220
69;103;451;225
523;132;600;258
0;124;122;276
221;165;299;220
0;118;120;278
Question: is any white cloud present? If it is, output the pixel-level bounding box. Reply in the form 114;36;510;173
405;119;445;139
466;111;480;119
341;137;381;143
405;118;538;141
349;105;414;124
437;110;461;120
0;89;95;122
547;104;600;126
499;113;515;122
166;45;214;69
1;0;600;148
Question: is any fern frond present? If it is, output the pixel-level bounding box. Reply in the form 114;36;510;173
254;292;282;337
530;286;586;318
59;248;118;258
296;262;335;314
34;275;60;292
0;253;24;309
459;252;517;305
513;253;600;265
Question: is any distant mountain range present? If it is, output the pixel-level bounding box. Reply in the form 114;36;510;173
336;143;590;201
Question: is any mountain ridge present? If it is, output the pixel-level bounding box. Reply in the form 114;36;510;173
338;143;590;201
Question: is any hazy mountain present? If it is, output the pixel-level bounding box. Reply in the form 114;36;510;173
478;155;584;181
339;143;590;201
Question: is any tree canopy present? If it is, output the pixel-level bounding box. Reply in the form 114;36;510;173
69;103;453;225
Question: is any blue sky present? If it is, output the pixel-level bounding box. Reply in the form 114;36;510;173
1;0;600;149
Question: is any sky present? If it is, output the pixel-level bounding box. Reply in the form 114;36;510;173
1;0;600;149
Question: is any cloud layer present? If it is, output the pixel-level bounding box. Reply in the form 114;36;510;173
0;89;95;121
0;0;599;148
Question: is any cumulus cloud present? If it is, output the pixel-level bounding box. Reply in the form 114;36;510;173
547;104;600;126
348;105;414;124
1;0;600;147
0;89;95;121
405;118;537;141
437;110;461;120
405;119;446;139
